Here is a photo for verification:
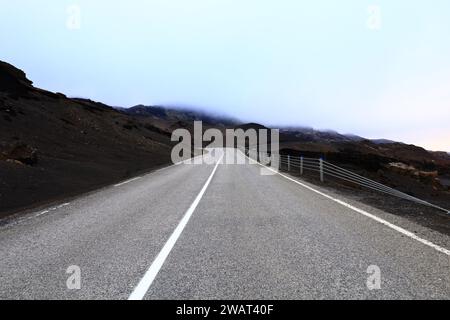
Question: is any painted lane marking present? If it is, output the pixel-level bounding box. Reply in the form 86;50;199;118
2;202;72;226
35;202;71;218
114;177;142;187
36;210;49;217
128;152;224;300
114;154;206;188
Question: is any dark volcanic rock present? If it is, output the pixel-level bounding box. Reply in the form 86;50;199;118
0;61;33;94
0;142;38;165
0;60;176;217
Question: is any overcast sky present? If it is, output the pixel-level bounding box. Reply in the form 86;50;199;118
1;0;449;151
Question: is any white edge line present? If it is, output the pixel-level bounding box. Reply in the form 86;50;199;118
114;154;205;187
5;202;72;225
35;202;71;218
240;151;450;256
7;154;206;225
35;210;49;217
128;152;224;300
114;177;142;187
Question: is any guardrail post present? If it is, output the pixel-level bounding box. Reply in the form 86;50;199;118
319;158;324;182
300;156;303;175
287;155;290;171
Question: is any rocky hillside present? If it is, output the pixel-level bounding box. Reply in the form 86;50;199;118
0;61;178;217
1;60;448;218
119;104;238;126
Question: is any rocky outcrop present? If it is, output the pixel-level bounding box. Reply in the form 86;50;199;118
0;142;38;165
385;162;446;191
386;162;438;179
0;61;33;95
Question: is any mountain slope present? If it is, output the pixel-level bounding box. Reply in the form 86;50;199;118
1;60;448;219
0;61;176;217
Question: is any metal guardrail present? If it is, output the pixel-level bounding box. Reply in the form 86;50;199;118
244;148;449;214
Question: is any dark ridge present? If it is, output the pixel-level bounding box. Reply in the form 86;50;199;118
0;61;33;94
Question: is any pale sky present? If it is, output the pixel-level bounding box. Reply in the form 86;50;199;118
1;0;449;151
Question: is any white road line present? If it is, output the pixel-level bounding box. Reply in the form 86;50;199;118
114;177;142;187
35;202;71;218
176;153;205;165
3;202;72;226
148;154;205;174
3;153;206;226
128;152;224;300
36;210;49;217
114;154;205;187
240;151;450;256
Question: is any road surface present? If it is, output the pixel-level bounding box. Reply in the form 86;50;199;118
0;148;449;299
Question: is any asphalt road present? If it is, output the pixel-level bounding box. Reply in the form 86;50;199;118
0;148;449;299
